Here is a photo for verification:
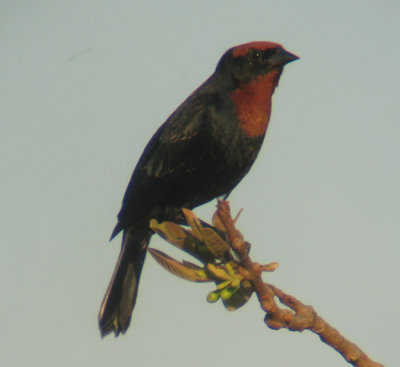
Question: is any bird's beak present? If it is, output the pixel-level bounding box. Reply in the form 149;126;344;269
270;48;299;67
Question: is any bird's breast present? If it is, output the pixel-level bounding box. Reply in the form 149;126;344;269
229;70;280;138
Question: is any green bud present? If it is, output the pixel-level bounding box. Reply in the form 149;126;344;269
225;262;235;276
220;286;239;301
231;278;241;288
196;269;209;279
207;291;220;303
216;280;231;290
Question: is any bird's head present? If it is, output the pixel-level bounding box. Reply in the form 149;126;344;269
216;41;299;84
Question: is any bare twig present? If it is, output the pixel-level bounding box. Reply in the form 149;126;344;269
215;200;383;367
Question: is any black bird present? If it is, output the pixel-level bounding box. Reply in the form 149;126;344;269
99;41;298;336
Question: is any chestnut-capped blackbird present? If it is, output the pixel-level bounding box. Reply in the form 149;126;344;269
99;41;298;336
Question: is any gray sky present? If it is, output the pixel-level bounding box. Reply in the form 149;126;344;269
1;1;399;366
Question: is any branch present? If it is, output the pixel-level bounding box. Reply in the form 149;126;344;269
215;200;383;367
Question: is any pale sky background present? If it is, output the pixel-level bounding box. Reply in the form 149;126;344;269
1;1;399;366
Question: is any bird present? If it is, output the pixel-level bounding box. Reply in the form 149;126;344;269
99;41;298;337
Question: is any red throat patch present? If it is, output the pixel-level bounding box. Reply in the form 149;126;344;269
230;70;281;137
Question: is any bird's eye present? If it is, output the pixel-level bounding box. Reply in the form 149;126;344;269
250;50;264;65
253;50;261;60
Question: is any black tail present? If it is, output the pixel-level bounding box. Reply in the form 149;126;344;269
99;227;150;337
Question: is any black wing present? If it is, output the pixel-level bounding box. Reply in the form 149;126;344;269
111;91;224;238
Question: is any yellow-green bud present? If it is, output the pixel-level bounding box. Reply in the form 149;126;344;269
220;286;238;301
207;291;220;303
216;280;231;290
